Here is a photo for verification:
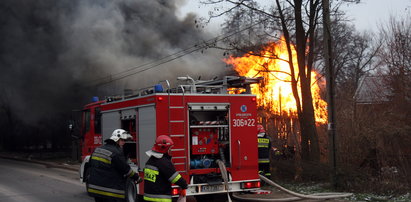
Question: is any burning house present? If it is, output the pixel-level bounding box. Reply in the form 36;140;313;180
224;37;328;159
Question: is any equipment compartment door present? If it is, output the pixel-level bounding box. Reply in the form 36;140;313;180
101;111;121;140
188;103;230;171
230;98;259;181
138;106;156;169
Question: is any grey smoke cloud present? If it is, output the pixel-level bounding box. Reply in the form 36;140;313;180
0;0;226;126
61;0;224;86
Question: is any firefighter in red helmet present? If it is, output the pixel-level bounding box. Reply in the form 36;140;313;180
143;135;188;202
257;124;272;177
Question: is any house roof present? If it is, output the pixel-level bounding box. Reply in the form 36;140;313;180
353;76;392;104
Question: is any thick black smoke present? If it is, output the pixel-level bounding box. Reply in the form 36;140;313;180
0;0;225;151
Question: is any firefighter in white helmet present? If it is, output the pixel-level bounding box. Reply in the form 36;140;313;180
87;129;142;202
143;135;188;202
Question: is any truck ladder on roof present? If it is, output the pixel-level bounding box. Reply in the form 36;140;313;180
168;85;188;173
174;76;263;94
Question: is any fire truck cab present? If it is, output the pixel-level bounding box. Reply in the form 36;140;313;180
79;76;262;201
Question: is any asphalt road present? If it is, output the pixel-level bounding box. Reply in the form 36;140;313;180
0;158;93;202
0;157;276;202
0;157;351;202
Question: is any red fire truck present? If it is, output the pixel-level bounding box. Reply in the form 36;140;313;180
79;76;262;201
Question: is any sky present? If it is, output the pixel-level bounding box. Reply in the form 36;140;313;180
178;0;411;33
341;0;411;32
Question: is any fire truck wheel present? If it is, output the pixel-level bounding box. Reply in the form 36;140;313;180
126;178;137;202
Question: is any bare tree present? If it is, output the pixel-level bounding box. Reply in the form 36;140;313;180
331;23;380;94
378;16;411;109
376;16;411;169
329;21;381;187
329;20;380;152
338;15;411;192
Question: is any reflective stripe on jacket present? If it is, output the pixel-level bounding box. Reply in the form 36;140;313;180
87;184;125;199
258;137;270;148
143;193;172;202
258;137;270;161
258;158;270;163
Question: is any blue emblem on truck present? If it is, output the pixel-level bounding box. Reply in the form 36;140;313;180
241;105;247;112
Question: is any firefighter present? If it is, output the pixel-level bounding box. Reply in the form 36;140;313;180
87;129;142;202
257;124;272;177
143;135;188;202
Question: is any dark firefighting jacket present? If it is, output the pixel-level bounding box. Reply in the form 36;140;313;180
258;135;271;164
143;152;188;202
87;140;139;200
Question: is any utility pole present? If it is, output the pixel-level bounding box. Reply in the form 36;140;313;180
322;0;338;188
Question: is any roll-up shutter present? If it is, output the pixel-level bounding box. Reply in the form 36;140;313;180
101;111;121;141
138;106;156;168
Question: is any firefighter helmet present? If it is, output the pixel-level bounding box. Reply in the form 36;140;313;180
110;129;131;142
257;124;266;134
152;135;174;153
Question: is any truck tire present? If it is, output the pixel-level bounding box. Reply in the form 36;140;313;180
126;178;137;202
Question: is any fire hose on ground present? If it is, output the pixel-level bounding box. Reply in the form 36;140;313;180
217;160;353;201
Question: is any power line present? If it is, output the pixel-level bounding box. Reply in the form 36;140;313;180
88;44;201;86
89;20;267;87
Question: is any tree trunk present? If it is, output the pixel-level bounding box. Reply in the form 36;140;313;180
293;0;320;163
300;82;320;162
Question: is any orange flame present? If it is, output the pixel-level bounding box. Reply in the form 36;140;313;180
224;38;327;124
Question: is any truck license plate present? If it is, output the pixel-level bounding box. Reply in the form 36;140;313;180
201;184;224;192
